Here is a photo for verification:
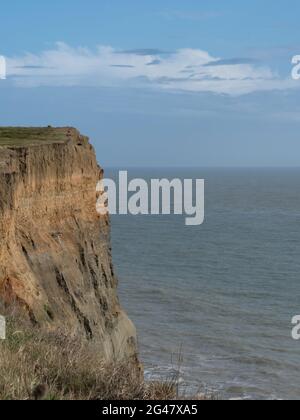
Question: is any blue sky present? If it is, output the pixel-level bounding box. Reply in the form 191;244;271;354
1;0;300;166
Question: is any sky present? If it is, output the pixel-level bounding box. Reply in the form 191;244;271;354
1;0;300;167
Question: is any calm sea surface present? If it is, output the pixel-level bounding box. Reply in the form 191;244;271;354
108;168;300;400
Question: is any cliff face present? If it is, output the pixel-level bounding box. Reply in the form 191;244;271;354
0;127;137;363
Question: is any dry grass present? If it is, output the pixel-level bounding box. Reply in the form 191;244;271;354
0;314;178;401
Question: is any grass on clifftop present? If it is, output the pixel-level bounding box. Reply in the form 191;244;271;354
0;127;72;147
0;314;178;401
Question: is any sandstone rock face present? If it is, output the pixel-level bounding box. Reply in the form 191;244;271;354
0;127;137;363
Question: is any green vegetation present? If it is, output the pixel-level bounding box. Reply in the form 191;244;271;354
0;314;178;400
0;127;71;147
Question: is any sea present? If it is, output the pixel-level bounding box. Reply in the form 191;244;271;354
107;168;300;400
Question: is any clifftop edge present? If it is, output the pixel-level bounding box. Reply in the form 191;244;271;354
0;127;79;148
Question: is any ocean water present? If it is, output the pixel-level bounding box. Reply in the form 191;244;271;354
108;168;300;400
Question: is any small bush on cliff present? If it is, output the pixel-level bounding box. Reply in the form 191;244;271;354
0;314;177;401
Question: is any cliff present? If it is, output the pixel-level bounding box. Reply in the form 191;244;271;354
0;127;137;363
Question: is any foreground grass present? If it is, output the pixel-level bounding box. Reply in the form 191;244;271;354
0;316;177;401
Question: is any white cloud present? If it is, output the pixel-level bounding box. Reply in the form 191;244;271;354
5;42;298;95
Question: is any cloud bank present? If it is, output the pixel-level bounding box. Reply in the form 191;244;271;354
6;43;296;95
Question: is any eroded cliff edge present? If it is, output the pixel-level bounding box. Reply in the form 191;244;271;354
0;127;137;363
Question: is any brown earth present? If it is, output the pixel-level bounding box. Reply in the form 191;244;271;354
0;127;137;364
